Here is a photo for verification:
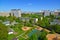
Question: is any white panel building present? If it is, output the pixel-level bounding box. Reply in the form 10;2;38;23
11;9;21;17
44;10;51;16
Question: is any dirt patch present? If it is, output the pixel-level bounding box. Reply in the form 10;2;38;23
22;26;32;31
46;34;56;40
35;26;43;30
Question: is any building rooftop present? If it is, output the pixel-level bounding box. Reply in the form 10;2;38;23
12;38;18;40
11;9;21;11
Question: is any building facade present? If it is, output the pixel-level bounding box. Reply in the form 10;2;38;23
54;9;60;16
0;12;9;17
11;9;21;17
44;10;51;16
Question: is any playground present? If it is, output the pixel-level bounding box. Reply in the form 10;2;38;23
8;26;50;40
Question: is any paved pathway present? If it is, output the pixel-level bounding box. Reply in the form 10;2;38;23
16;32;26;38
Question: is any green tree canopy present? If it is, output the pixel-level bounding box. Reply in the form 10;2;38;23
0;23;8;40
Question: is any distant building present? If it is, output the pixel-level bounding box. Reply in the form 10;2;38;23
33;18;38;23
3;21;18;26
3;21;10;26
50;19;60;25
0;12;9;17
50;11;55;15
54;9;60;16
11;21;18;26
39;10;44;15
11;9;21;17
20;17;30;22
20;17;38;23
8;28;14;34
41;17;43;20
39;10;51;16
44;10;51;16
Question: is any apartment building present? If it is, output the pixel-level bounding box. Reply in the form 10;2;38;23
44;10;51;16
50;11;55;15
0;12;9;17
39;10;51;16
10;9;21;17
54;9;60;16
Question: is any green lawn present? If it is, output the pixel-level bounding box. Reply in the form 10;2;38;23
8;34;16;40
8;25;37;40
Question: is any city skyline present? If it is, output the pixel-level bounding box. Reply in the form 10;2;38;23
0;0;60;12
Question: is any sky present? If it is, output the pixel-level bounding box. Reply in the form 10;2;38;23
0;0;60;12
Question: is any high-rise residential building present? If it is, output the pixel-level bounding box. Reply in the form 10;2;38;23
44;10;51;16
10;9;21;17
39;10;51;16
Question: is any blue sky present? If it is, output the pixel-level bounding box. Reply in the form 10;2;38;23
0;0;60;12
